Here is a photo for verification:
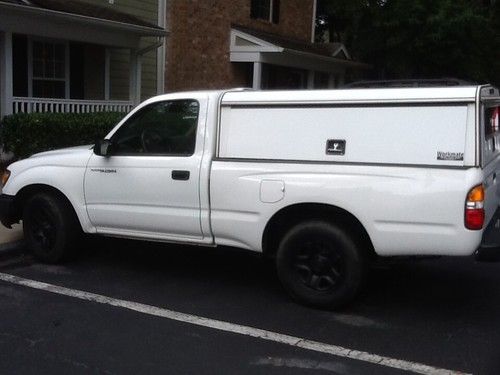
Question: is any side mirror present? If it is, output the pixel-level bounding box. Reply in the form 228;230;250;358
94;139;113;157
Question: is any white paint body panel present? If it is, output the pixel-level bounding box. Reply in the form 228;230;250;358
3;86;499;258
219;105;470;166
84;95;210;242
209;162;483;256
2;145;96;233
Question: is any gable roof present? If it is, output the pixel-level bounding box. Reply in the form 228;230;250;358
230;24;370;70
232;24;351;61
0;0;162;30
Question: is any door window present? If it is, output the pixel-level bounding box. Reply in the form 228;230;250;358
111;100;200;156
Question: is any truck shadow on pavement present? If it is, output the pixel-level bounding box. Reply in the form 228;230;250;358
3;237;500;373
9;236;500;316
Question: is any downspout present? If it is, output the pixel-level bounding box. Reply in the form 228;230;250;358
157;0;167;94
311;0;317;43
131;37;164;104
137;38;164;56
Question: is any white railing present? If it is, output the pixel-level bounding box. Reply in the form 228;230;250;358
12;97;133;114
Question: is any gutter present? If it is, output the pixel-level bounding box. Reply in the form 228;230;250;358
284;49;372;70
0;2;168;37
138;39;164;56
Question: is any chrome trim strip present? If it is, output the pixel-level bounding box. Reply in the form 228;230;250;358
221;99;475;107
212;157;472;170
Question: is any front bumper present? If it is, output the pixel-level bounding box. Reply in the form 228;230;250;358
0;194;17;229
476;208;500;262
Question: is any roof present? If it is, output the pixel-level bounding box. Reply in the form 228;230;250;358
0;0;162;30
221;86;483;105
232;24;350;61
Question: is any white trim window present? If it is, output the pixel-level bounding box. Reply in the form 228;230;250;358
250;0;280;24
29;39;69;99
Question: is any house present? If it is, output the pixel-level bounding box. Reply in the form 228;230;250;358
164;0;369;91
0;0;369;119
0;0;167;118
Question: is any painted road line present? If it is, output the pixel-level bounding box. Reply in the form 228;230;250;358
0;272;469;375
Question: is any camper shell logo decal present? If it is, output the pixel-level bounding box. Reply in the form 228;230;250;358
326;140;346;155
437;151;464;161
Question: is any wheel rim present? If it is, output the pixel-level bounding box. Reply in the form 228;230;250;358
28;202;57;252
293;240;345;292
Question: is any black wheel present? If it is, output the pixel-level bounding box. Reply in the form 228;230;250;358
276;221;367;309
23;192;80;263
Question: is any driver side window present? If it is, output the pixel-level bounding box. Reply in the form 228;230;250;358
111;99;199;156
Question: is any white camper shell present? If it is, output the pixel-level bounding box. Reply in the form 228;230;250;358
2;85;500;309
219;87;478;167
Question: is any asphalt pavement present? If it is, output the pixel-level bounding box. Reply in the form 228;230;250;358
0;238;499;374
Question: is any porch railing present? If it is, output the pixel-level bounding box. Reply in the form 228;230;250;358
12;97;134;114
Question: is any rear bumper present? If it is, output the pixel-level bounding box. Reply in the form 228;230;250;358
0;194;17;229
476;208;500;262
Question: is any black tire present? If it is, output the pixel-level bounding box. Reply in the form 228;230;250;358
23;192;80;263
276;221;367;309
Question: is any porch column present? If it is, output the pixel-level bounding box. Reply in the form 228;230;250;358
0;31;13;118
338;74;345;87
104;49;111;101
307;71;315;89
328;74;336;88
129;49;142;106
252;62;262;90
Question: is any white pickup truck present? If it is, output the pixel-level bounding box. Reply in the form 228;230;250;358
1;85;500;308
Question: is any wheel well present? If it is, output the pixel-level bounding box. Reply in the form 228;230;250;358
12;184;80;227
262;203;375;259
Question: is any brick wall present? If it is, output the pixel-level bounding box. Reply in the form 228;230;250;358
165;0;314;91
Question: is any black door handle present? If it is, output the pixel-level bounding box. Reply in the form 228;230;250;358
172;170;190;181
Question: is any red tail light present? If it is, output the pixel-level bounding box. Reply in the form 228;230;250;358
491;107;499;133
465;185;485;230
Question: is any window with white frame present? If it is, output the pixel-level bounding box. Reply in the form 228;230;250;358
250;0;280;23
31;40;67;98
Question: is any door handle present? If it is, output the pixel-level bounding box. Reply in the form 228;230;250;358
172;170;190;181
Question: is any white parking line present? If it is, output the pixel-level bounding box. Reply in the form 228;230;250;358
0;272;469;375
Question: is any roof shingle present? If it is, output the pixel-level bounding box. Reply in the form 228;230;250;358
1;0;161;29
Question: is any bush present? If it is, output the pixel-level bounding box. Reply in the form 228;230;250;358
0;112;125;160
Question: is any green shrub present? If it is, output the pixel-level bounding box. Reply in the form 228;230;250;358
0;112;125;160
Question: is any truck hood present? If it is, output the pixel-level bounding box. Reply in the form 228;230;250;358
30;145;93;159
7;145;94;175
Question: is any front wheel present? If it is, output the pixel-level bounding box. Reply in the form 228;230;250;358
23;192;80;263
276;221;367;309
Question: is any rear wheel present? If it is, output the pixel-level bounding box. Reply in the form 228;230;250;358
23;192;80;263
276;221;367;309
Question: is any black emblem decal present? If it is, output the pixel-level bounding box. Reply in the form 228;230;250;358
326;140;346;155
90;168;117;174
437;152;464;161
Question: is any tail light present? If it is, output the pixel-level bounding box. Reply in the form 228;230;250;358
491;107;499;133
465;184;485;230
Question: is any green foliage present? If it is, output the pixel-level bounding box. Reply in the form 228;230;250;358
0;112;125;160
317;0;500;86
